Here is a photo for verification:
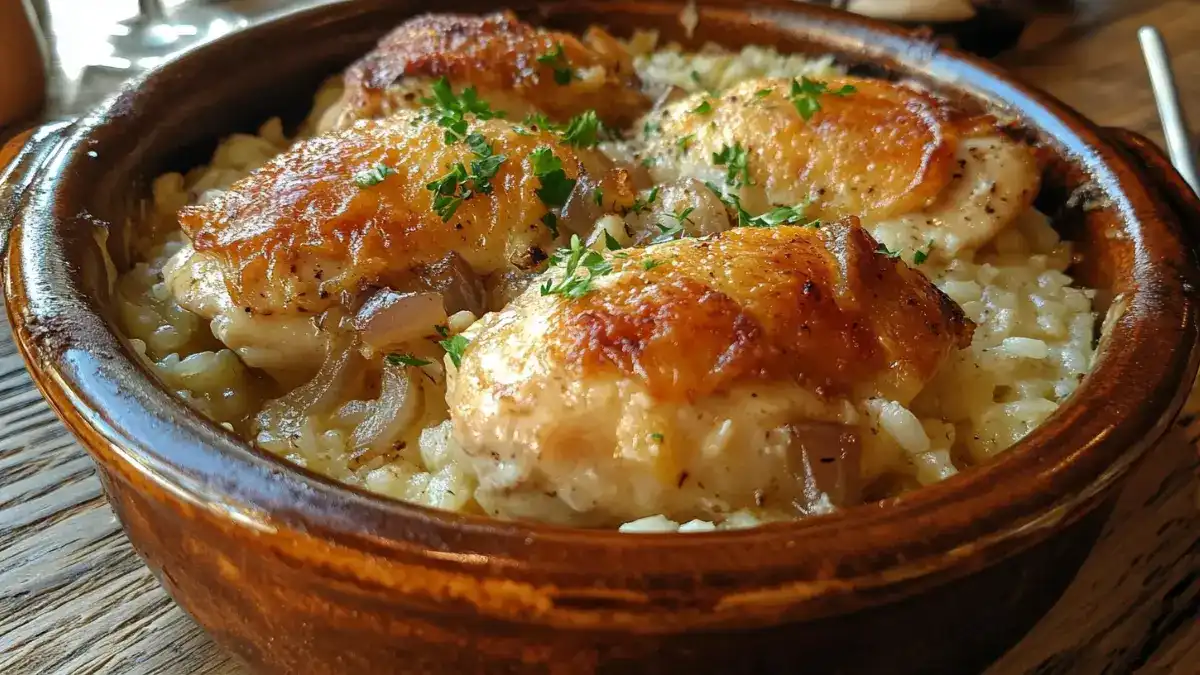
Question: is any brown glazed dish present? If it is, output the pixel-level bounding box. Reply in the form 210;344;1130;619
3;1;1200;673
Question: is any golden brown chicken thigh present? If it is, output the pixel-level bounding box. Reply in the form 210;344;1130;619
638;76;1040;261
165;108;634;381
447;222;973;526
320;12;650;132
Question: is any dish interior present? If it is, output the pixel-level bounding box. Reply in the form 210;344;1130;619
81;4;1177;537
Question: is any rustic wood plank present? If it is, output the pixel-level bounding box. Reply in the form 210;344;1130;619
3;0;1199;673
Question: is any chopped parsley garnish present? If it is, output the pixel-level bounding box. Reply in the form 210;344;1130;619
529;146;576;208
426;164;469;221
439;334;470;368
629;186;660;214
516;112;554;135
876;242;902;259
536;43;573;85
603;230;623;251
650;432;665;442
651;221;684;244
650;206;694;244
693;99;713;115
540;234;612;298
913;240;935;265
704;182;817;228
789;77;856;121
465;133;505;193
425;133;506;221
688;70;715;94
754;88;774;99
642;258;665;271
643;120;662;137
712;142;751;187
419;77;502;145
676;133;695;153
542;212;560;238
592;187;604;207
353;162;398;188
387;353;432;367
561;111;602;148
755;204;818;227
640;155;657;167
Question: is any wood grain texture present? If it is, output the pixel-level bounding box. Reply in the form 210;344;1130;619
2;0;1198;673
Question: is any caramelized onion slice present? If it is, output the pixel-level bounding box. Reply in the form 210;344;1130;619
785;422;862;515
354;289;447;352
415;252;488;316
349;361;423;461
254;329;361;444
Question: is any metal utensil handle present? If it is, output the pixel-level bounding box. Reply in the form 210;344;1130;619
138;0;165;21
1138;26;1199;195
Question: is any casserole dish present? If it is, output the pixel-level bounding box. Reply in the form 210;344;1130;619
3;1;1199;673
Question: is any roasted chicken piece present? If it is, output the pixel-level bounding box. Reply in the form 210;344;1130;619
165;109;634;382
318;12;650;132
447;221;974;526
639;76;1040;261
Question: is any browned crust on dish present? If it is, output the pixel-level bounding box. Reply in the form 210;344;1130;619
342;11;651;126
547;221;973;402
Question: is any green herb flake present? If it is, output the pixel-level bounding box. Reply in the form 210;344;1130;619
353;162;398;188
592;187;604;207
650;206;695;244
711;142;752;187
650;432;665;442
643;120;662;137
912;240;934;265
542;212;560;238
789;77;856;121
536;43;573;85
540;234;613;299
529;146;577;208
561;110;602;148
387;353;432;367
693;99;713;115
519;112;554;133
603;230;623;251
688;70;716;94
629;186;660;214
424;134;507;221
676;133;695;153
642;258;665;271
419;77;502;145
704;181;815;229
876;242;902;259
439;334;471;369
754;88;774;99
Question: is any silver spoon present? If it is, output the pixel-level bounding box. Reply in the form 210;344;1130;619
1138;26;1199;195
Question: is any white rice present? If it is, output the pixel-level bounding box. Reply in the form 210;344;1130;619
115;35;1114;532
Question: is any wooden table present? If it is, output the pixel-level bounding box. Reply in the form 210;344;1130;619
2;1;1198;673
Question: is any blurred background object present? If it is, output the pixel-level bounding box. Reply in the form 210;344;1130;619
33;0;256;117
0;0;47;135
101;0;248;74
21;0;1074;119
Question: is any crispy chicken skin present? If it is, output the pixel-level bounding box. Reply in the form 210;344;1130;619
165;110;633;381
174;110;631;316
641;76;1040;259
325;12;650;131
448;222;973;526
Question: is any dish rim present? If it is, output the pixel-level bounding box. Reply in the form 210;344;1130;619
5;0;1199;599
